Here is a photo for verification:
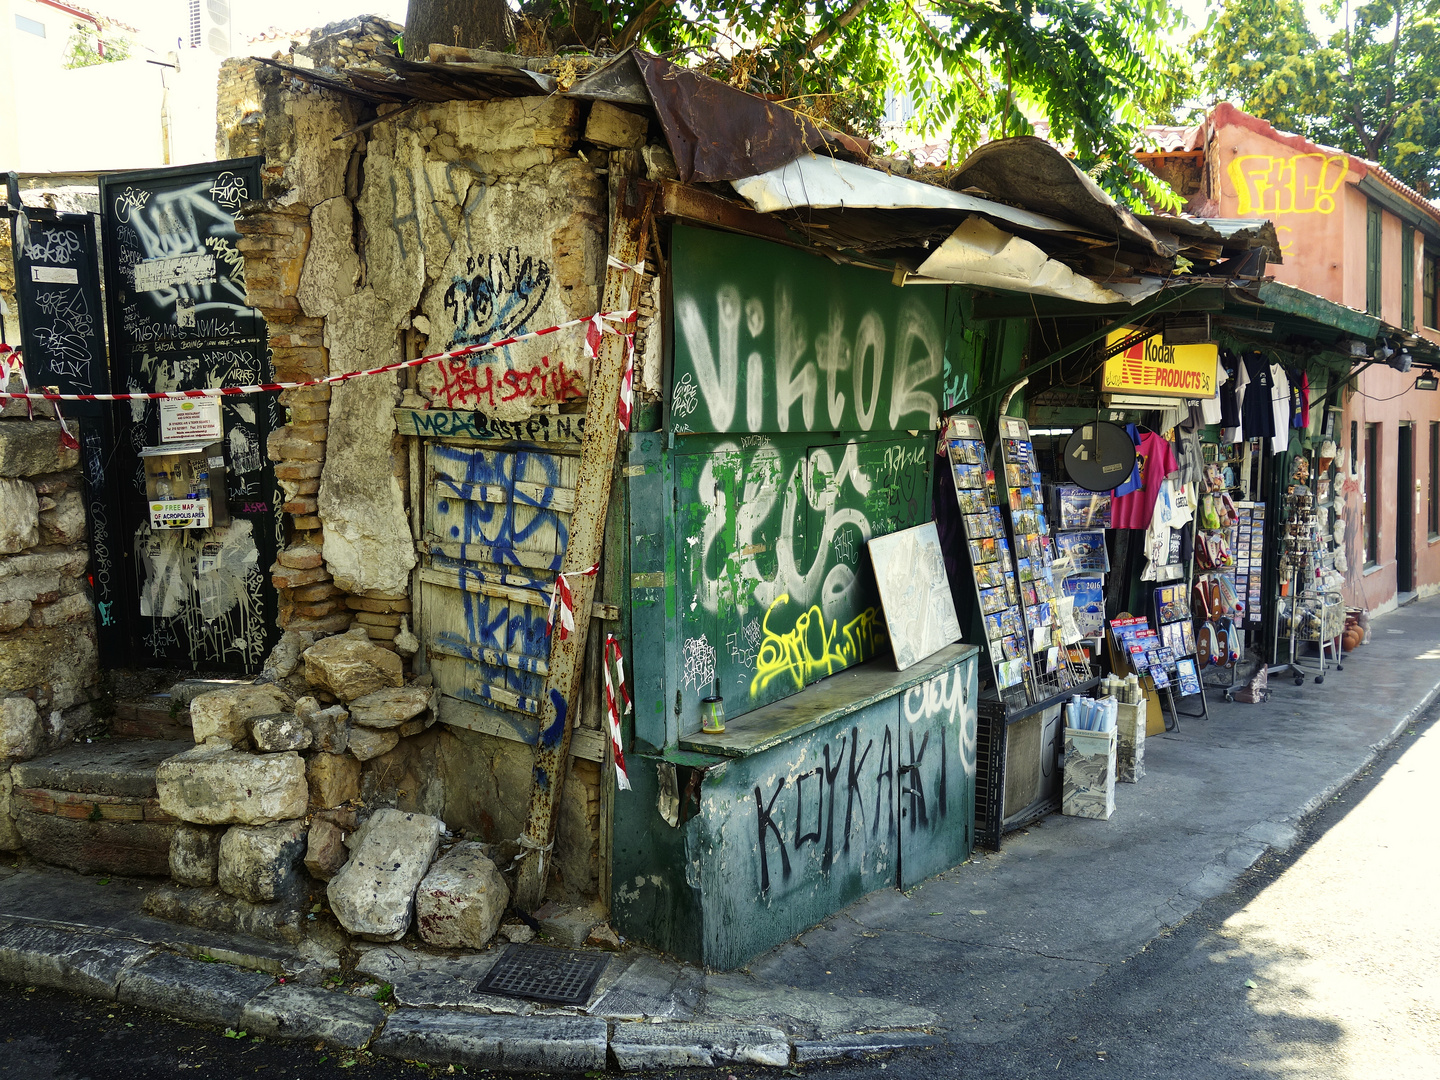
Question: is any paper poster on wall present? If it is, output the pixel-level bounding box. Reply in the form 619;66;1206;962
160;398;223;442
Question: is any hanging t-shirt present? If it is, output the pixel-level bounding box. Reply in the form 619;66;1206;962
1199;362;1228;426
1294;370;1310;429
1111;428;1179;530
1239;352;1275;441
1226;358;1249;445
1217;350;1241;427
1270;364;1291;454
1174;412;1206;490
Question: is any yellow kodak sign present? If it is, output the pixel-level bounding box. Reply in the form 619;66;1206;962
1102;328;1219;399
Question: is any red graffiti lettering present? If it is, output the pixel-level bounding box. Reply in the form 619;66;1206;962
430;354;584;410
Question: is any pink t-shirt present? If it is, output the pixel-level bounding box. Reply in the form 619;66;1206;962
1110;430;1178;530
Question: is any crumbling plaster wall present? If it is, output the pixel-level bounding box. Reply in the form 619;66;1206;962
217;56;610;899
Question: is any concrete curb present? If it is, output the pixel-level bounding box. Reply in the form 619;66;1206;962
0;917;939;1069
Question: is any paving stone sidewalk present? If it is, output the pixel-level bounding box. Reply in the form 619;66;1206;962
2;599;1436;1072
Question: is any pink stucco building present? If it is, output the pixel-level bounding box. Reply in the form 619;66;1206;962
1144;104;1440;612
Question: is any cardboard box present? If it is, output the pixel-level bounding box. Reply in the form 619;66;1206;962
1116;699;1146;783
1062;727;1116;820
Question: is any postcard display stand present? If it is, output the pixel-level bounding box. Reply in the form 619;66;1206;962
1152;583;1210;721
941;415;1033;705
944;416;1098;849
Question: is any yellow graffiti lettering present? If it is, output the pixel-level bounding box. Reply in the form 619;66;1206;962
749;594;888;696
1228;153;1348;216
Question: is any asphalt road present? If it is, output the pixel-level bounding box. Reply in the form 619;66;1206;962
1;703;1434;1080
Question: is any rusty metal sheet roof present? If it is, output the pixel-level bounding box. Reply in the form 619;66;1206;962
950;136;1165;255
630;52;869;184
730;154;1091;236
1139;214;1283;264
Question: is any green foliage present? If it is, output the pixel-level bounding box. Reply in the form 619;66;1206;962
1193;0;1440;194
63;22;131;70
557;0;1185;208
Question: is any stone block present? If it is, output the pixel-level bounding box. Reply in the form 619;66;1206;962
0;569;58;604
584;100;648;149
0;622;97;706
609;1021;791;1069
347;725;398;762
156;745;309;825
189;683;295;747
260;628;314;680
0;771;20;851
274;461;324;480
0;598;31;630
116;951;274;1027
372;1012;607;1072
267;427;325;462
297;697;351;752
326;808;443;941
415;842;509;949
308;752;361;808
26;592;91;628
303;628;404;701
304;817;348;880
219;819;308;902
345;595;411;613
272;564;331;589
291;581;341;603
0;478;39;553
318;379;415;597
0;696;42;760
0;922;154;1000
277;544;324;570
249;713;313;752
241;984;387;1049
142;882;305;945
348;686;432;728
0;422;79;477
171;822;226;886
37;488;85;545
14;811;174;876
284;611;354;635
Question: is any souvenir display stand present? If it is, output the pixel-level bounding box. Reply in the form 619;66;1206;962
1274;447;1345;683
942;415;1099;850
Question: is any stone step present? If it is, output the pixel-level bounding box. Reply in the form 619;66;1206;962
9;739;192;877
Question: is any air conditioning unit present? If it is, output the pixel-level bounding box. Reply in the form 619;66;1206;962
188;0;232;56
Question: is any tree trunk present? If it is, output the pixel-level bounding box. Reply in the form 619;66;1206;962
404;0;515;59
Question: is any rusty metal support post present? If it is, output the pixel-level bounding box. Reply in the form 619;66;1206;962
514;177;653;910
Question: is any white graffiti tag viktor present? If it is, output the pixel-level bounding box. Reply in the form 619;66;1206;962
682;635;718;692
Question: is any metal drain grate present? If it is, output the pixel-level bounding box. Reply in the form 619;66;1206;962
475;943;610;1005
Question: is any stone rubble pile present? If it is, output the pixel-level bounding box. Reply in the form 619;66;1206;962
153;626;511;948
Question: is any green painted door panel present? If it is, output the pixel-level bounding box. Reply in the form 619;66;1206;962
897;658;979;888
626;435;674;751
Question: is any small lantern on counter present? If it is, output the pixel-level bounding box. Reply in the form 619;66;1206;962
139;441;229;530
700;678;726;734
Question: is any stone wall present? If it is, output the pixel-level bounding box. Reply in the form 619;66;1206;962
213;38;660;901
0;416;102;777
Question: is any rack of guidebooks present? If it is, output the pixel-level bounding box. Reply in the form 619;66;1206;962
1107;614;1189;731
941;415;1033;705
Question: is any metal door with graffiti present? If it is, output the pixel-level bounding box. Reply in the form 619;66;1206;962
98;159;282;671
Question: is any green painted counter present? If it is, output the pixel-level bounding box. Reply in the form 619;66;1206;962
613;644;980;968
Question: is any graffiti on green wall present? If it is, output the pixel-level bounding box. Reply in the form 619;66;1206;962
670;226;949;434
672;434;931;726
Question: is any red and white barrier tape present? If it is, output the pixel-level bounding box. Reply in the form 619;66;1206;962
603;633;632;791
0;309;636;404
546;563;599;642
